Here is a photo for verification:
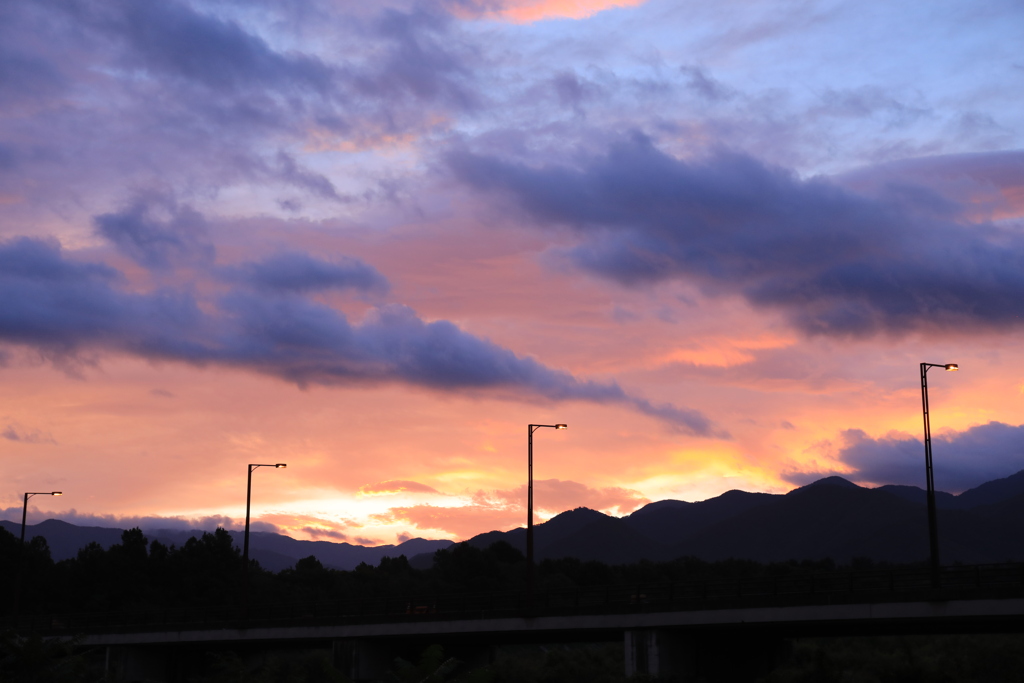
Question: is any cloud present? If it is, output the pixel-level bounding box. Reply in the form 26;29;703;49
680;66;732;102
0;43;68;108
223;251;390;295
2;424;56;444
0;507;259;532
364;6;479;111
375;478;648;538
480;478;650;515
96;0;336;94
360;480;443;496
0;1;489;219
448;135;1024;337
271;151;347;202
0;236;719;434
302;526;349;541
93;191;215;270
373;504;522;540
783;422;1024;492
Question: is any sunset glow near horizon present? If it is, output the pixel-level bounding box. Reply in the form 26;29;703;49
2;0;1023;547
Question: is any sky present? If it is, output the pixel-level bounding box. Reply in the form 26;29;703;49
2;0;1023;546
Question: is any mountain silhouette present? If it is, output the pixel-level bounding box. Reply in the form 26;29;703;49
449;469;1024;566
0;519;453;572
8;469;1024;570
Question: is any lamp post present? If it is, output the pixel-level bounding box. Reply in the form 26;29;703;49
243;463;286;611
20;491;62;545
527;424;566;613
241;466;286;569
920;362;957;588
14;491;62;619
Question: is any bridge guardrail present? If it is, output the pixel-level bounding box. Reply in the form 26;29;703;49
6;562;1024;636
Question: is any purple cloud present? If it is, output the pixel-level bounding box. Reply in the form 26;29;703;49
448;134;1024;337
784;422;1024;492
0;0;485;219
93;192;215;270
2;424;56;444
90;0;336;94
362;6;478;110
0;236;720;436
222;251;390;295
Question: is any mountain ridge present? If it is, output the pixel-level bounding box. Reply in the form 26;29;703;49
0;519;454;572
7;469;1024;570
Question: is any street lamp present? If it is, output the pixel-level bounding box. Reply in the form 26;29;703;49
20;491;62;544
527;424;566;612
920;362;957;588
243;464;287;570
14;491;62;619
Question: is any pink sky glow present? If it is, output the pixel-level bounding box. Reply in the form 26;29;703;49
2;0;1023;547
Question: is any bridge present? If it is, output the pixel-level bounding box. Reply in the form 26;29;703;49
11;563;1024;682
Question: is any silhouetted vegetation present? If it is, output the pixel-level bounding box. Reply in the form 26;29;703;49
189;649;346;683
765;635;1024;683
0;524;934;620
0;631;100;682
5;524;1024;681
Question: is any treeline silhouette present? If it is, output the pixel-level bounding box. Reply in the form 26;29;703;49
6;526;1024;683
2;524;902;618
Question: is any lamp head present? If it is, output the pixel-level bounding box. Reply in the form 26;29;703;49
555;424;567;430
52;492;62;496
944;364;959;371
275;463;287;468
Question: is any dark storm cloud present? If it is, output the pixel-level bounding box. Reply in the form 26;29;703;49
223;251;390;295
448;134;1024;337
93;192;215;270
784;422;1024;492
0;237;718;436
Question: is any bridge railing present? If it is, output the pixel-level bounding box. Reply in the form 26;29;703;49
8;563;1024;635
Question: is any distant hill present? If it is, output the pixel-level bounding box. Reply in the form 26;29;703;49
435;470;1024;566
8;469;1024;571
0;519;453;572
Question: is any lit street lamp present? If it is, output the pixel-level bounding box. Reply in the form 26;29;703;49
920;362;958;588
20;491;62;545
243;463;287;571
527;424;566;612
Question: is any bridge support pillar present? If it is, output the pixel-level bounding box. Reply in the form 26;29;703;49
626;629;789;681
625;629;692;678
334;639;393;682
106;644;175;682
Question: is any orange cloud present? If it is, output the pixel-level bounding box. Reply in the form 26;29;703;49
370;478;649;539
359;480;443;496
374;504;522;540
480;478;650;515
